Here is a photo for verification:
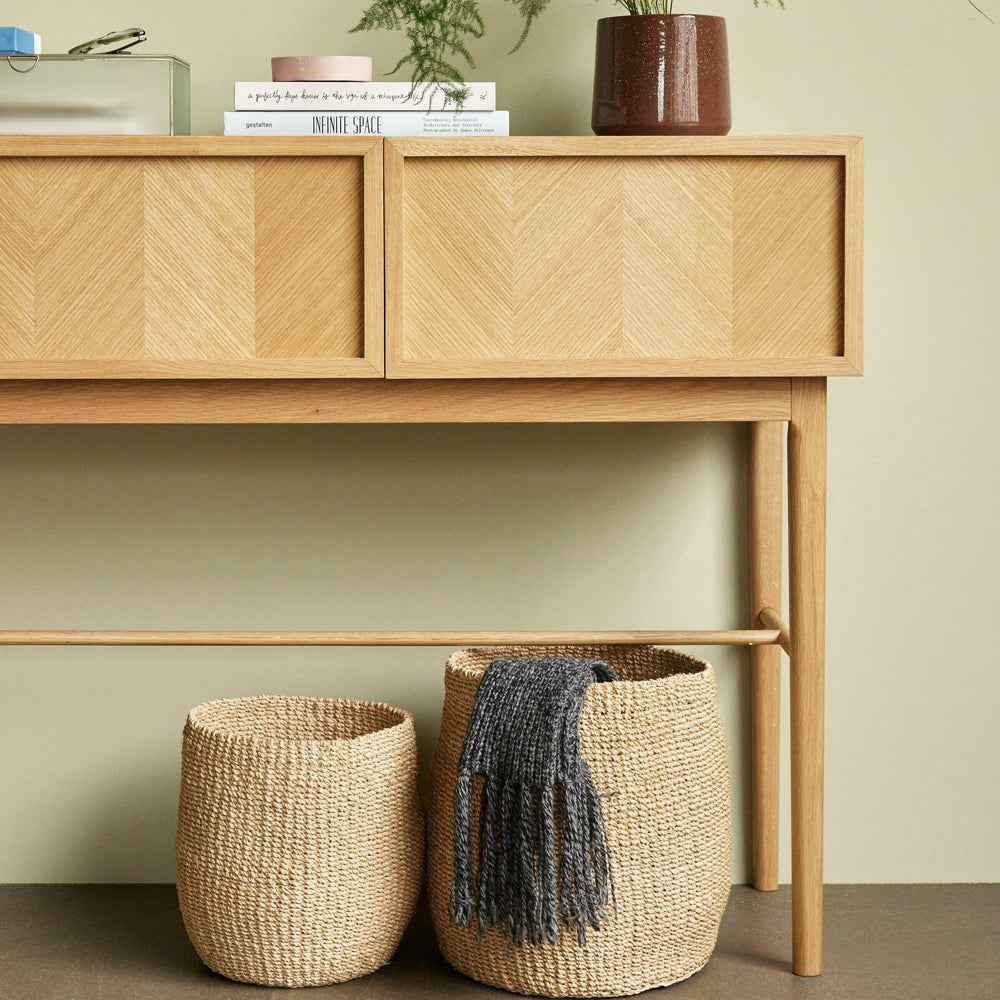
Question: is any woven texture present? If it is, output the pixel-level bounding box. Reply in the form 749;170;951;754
428;645;731;998
176;696;424;988
451;656;617;946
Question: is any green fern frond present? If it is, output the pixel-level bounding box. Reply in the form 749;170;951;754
508;0;553;52
350;0;405;32
352;0;485;104
352;0;798;93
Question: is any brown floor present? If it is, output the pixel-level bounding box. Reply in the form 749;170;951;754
0;884;997;1000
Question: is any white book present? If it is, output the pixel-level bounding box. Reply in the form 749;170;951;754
224;110;509;137
233;81;496;112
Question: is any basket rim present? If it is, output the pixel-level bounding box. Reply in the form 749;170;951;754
445;644;712;688
185;695;414;747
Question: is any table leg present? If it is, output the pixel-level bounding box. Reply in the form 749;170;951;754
749;421;783;892
788;378;826;975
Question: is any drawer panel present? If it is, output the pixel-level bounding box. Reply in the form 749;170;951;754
0;139;383;377
385;138;862;377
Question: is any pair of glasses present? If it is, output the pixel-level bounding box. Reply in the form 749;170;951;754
68;28;146;56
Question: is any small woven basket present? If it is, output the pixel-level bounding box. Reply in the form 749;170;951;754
428;645;731;998
176;696;424;988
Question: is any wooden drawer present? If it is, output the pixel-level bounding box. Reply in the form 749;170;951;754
0;138;383;377
385;137;862;378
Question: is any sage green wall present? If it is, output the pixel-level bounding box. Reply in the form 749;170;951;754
1;2;997;885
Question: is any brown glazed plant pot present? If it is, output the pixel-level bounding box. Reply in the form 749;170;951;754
592;14;732;136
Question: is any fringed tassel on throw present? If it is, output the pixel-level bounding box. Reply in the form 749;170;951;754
537;785;559;943
450;772;474;927
449;656;617;947
588;777;616;925
450;770;616;946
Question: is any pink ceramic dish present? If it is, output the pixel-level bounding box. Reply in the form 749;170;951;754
271;56;373;82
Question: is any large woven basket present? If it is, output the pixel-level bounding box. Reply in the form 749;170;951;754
428;645;731;997
176;696;424;988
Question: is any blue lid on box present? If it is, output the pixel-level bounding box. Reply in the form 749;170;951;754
0;27;41;55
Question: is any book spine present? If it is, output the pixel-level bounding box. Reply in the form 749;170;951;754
233;82;496;112
224;111;510;137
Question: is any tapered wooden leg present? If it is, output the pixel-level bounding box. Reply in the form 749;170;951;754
788;378;826;976
749;421;783;892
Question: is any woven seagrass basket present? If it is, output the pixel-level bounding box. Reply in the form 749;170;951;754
176;696;424;988
428;645;731;998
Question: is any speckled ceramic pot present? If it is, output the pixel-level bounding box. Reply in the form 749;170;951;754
592;15;731;136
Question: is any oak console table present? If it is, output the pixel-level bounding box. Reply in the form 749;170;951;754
0;136;863;980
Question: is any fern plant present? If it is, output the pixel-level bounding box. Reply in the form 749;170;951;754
350;2;483;87
350;0;551;104
351;1;990;97
351;2;781;100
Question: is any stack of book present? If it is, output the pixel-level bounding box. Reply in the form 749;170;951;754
224;81;508;137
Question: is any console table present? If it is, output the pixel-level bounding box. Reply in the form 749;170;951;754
0;135;863;980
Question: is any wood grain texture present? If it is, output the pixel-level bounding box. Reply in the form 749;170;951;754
512;158;624;358
382;357;858;379
0;377;791;424
750;421;785;893
389;152;853;377
758;607;790;655
2;137;860;381
144;158;255;360
0;629;780;647
0;137;382;158
387;136;863;158
843;141;864;373
732;158;843;359
0;150;380;378
34;158;145;360
400;157;516;360
254;156;364;359
384;141;407;375
0;159;34;359
622;157;732;359
362;143;386;375
788;378;827;976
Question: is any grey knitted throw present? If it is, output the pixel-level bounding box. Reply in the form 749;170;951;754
450;656;617;947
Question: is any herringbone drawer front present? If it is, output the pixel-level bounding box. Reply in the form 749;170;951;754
1;137;861;381
0;142;383;377
386;140;861;378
